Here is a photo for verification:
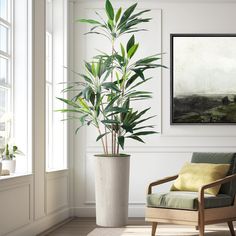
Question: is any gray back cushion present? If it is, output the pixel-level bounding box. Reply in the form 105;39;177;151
191;152;236;197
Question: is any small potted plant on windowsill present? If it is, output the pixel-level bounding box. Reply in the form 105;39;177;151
1;144;23;173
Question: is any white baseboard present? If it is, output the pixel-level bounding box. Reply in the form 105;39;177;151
6;207;72;236
74;206;146;218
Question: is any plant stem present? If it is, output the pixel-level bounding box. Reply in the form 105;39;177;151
111;38;115;155
114;132;116;154
97;125;106;154
101;103;108;154
116;130;120;154
117;142;119;154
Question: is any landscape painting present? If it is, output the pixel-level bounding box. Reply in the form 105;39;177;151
171;34;236;124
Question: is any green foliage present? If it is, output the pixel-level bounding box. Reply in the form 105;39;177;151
1;144;24;160
58;0;165;155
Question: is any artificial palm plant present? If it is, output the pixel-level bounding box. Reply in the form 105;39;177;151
58;0;165;155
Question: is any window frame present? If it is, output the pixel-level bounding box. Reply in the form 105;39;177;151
45;0;68;172
0;0;13;146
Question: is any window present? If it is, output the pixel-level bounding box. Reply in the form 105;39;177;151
0;0;32;174
46;32;53;169
46;0;67;171
0;0;12;147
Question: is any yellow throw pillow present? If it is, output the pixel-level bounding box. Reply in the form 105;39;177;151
171;162;230;196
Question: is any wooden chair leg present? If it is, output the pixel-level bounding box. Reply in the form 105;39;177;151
199;223;205;236
228;221;235;236
151;222;158;236
198;204;205;236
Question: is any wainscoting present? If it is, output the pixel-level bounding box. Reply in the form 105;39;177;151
0;171;71;236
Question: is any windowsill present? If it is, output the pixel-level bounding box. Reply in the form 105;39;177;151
0;172;32;181
46;168;69;174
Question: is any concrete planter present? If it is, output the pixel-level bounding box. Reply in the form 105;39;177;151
0;162;2;175
95;154;130;227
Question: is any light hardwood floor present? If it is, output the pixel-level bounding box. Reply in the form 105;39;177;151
39;218;148;236
39;218;235;236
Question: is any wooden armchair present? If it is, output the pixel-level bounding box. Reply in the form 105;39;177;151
145;152;236;236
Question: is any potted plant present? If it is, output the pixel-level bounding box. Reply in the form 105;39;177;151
1;144;23;173
58;0;165;227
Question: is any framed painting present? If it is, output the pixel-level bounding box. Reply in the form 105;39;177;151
170;34;236;124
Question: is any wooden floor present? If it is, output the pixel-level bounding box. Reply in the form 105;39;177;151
40;218;148;236
40;218;235;236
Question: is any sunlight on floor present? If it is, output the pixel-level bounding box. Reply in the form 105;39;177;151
88;225;233;236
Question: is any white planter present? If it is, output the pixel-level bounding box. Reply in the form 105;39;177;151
2;159;16;173
95;155;130;227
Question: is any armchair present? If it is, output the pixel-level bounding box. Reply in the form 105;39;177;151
145;152;236;236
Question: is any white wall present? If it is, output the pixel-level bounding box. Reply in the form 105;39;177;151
72;0;236;217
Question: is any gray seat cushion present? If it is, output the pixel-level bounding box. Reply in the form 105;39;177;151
147;191;233;210
191;152;236;197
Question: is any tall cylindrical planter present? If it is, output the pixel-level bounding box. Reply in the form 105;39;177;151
0;162;2;175
95;155;130;227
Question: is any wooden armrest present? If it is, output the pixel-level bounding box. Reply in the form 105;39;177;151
147;175;178;194
198;173;236;206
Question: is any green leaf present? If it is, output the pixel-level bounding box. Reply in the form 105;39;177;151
133;115;156;126
80;115;88;125
128;77;151;91
91;62;96;77
129;9;151;20
120;43;125;58
78;19;101;25
126;35;135;53
127;135;145;143
102;82;121;92
105;106;128;114
56;109;82;113
120;29;147;36
127;43;139;59
123;109;147;128
133;69;144;80
133;125;154;131
105;0;114;20
121;124;133;133
118;3;138;28
57;97;80;109
13;146;18;152
78;97;90;110
96;60;101;77
133;131;157;136
104;94;120;111
136;56;160;65
108;19;114;31
75;125;84;134
115;7;122;23
90;92;95;105
96;132;109;142
127;91;152;98
125;74;138;88
101;119;120;124
79;73;93;84
85;61;92;74
118;136;125;149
